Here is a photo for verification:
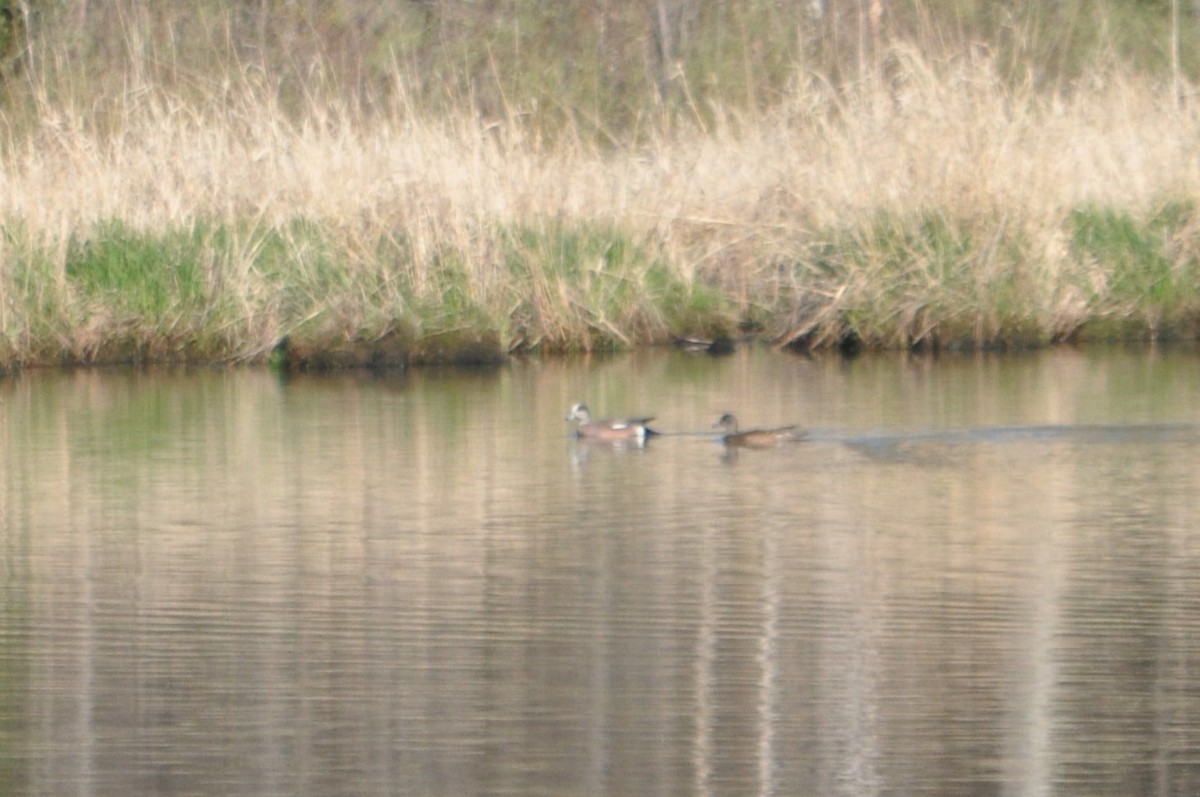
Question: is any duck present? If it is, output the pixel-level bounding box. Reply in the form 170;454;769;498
566;403;658;442
713;413;806;447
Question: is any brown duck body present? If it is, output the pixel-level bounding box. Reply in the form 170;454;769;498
713;413;806;448
566;403;657;442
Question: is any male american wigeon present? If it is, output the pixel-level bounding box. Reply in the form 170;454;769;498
566;403;658;442
713;413;806;447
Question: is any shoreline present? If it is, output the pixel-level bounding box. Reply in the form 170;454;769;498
4;335;1197;379
1;310;1194;375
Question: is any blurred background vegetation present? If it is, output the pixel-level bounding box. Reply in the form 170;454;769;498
0;0;1195;142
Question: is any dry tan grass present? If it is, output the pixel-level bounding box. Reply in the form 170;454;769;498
0;45;1197;359
6;50;1194;239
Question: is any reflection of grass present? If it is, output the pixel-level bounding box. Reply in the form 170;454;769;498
0;12;1198;363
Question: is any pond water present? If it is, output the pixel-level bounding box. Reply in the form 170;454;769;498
2;346;1200;795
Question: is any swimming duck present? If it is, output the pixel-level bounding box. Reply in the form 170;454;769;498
566;403;657;442
713;413;805;447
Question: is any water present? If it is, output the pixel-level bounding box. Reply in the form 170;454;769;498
2;347;1200;795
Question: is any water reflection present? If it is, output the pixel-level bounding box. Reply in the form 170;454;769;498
1;348;1199;795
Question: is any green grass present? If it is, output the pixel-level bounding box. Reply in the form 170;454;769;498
0;201;1195;368
67;223;209;316
761;212;1049;351
1069;202;1200;339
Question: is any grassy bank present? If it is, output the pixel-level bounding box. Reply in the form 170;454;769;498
8;202;1198;368
0;8;1198;366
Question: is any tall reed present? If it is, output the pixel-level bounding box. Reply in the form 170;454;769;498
0;10;1197;363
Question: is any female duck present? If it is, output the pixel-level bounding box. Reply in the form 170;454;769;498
713;413;805;448
566;403;657;442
